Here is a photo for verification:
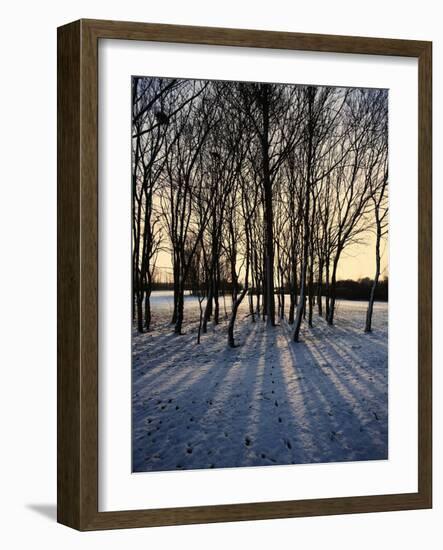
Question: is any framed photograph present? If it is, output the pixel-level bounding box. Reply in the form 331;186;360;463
57;19;432;530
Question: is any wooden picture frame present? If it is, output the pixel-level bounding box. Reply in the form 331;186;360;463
57;18;432;530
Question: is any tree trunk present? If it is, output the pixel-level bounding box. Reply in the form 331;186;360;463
136;291;144;334
262;269;267;322
171;259;179;324
144;290;151;331
260;85;276;327
228;186;254;347
365;219;382;332
202;287;213;333
197;297;204;344
288;256;297;324
231;257;238;305
228;287;248;347
288;292;295;324
317;259;323;317
214;264;220;325
249;291;255;322
327;253;340;325
308;259;314;327
249;288;254;315
293;200;310;341
325;257;330;321
174;282;185;334
293;259;307;342
293;88;315;342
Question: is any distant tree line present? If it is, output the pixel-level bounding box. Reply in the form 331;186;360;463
150;276;388;302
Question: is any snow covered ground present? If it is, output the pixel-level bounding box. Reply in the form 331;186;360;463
132;291;388;472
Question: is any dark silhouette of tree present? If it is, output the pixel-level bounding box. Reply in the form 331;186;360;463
131;77;388;345
364;91;389;332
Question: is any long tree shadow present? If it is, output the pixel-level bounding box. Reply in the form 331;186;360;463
280;322;387;463
132;318;268;472
132;300;387;472
234;324;296;468
305;325;387;396
250;325;321;466
325;337;388;389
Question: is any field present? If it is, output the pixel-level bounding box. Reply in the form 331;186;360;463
132;292;388;472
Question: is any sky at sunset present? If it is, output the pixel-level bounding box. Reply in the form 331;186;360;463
152;233;388;284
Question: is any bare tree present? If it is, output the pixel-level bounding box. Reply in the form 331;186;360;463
365;91;388;332
132;77;180;332
326;89;384;325
227;176;259;347
160;81;217;334
132;78;388;348
293;87;346;341
234;83;304;327
201;85;248;332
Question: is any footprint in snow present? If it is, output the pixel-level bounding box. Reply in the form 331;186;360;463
261;453;277;463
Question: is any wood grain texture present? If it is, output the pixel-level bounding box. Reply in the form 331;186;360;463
57;20;81;529
57;19;432;531
83;18;429;57
417;42;432;506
